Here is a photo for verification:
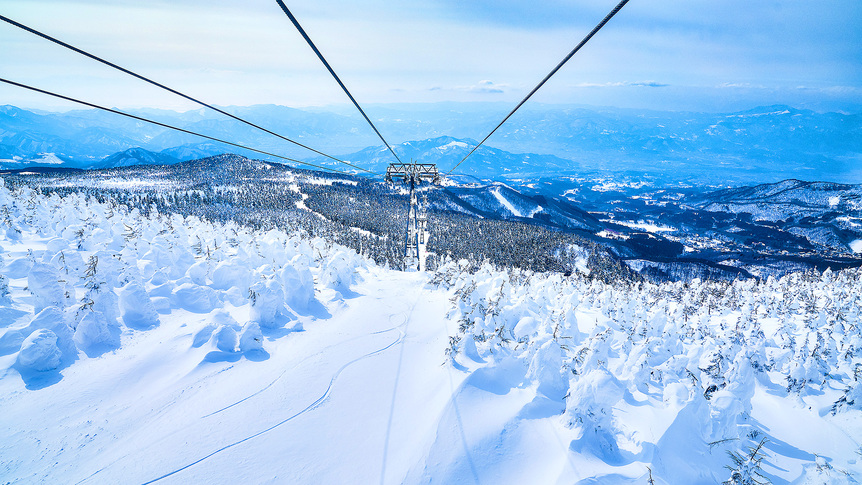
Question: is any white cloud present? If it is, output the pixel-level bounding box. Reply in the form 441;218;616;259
717;83;766;89
464;80;507;94
572;81;668;88
426;80;509;95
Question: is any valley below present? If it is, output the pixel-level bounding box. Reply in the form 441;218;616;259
3;155;860;282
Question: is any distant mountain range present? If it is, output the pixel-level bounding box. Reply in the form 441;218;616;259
1;103;859;185
3;155;859;280
99;148;180;168
311;136;584;179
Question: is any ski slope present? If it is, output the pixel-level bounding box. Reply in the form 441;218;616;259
1;181;861;484
3;268;461;484
0;183;465;483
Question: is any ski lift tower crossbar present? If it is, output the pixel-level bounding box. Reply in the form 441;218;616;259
385;162;439;271
385;163;440;184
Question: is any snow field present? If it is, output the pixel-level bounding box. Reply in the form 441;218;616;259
0;183;473;484
0;185;361;376
2;180;861;484
434;260;862;483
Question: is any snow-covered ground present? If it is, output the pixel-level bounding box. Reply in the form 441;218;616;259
436;262;862;484
1;181;861;484
600;219;676;233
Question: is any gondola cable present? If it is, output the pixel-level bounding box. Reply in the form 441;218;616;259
0;77;353;176
274;0;404;165
447;0;631;175
0;13;375;175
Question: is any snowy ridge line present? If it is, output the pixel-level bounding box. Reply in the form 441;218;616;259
139;333;404;484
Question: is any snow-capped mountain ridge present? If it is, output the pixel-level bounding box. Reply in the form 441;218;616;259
324;135;581;179
3;103;859;184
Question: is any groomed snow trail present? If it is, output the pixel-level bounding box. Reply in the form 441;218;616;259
2;267;464;484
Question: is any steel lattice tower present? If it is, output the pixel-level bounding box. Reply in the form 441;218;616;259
385;162;439;271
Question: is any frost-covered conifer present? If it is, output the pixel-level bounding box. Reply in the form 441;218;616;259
723;439;769;485
0;273;10;304
833;364;862;413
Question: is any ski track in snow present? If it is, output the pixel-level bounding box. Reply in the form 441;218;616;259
200;312;409;420
138;291;425;484
72;307;417;485
138;335;402;484
379;294;424;485
491;187;522;217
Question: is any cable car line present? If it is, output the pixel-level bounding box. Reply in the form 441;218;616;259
0;14;375;176
446;0;631;175
0;77;353;176
274;0;404;165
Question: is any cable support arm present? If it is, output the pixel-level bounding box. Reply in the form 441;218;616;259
0;77;352;175
447;0;630;175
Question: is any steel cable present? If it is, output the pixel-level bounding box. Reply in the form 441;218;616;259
0;13;375;175
274;0;404;165
0;77;352;175
447;0;631;175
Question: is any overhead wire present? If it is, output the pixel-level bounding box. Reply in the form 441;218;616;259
447;0;631;175
0;77;352;175
0;13;376;176
2;2;631;177
274;0;404;165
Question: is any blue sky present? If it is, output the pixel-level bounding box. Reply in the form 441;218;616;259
1;0;860;112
